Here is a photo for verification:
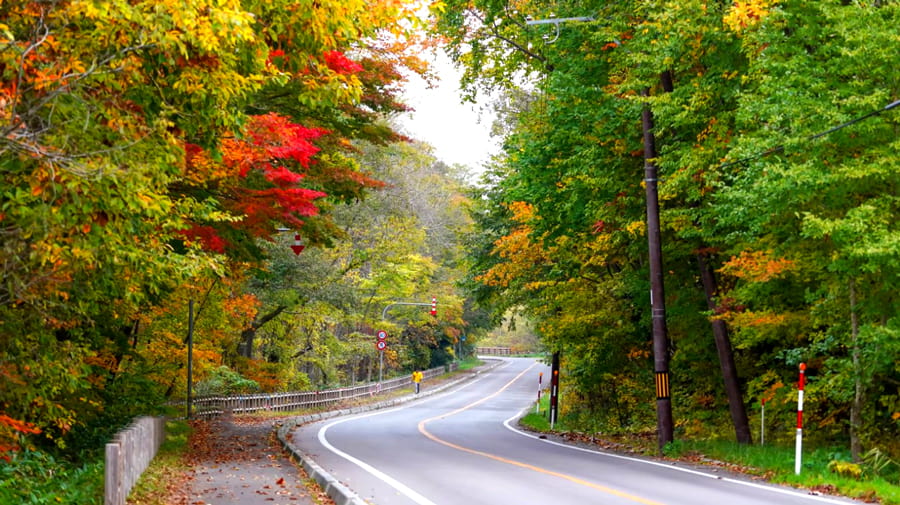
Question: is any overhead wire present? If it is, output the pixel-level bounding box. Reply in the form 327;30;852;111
717;98;900;170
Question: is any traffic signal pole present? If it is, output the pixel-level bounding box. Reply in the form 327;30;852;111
379;297;438;384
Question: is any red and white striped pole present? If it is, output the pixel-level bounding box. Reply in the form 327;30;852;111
795;362;806;475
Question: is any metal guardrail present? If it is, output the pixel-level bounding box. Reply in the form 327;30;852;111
175;364;456;418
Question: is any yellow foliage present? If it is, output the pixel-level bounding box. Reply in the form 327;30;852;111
626;220;645;237
724;0;780;33
828;460;862;480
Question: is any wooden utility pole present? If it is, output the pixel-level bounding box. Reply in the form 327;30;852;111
186;299;195;420
641;89;674;450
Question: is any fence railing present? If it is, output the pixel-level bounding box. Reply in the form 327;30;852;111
105;416;165;505
177;363;457;418
477;346;513;356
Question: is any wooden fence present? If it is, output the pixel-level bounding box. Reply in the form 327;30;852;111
182;363;456;418
477;346;513;356
105;416;166;505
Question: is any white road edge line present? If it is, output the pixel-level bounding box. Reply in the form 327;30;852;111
502;409;858;505
316;360;514;505
319;417;438;505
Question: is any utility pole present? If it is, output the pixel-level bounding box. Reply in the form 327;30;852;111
526;15;674;451
641;90;674;450
186;299;195;419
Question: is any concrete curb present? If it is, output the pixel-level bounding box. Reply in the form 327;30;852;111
277;360;504;505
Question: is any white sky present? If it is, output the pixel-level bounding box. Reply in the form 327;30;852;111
397;50;501;173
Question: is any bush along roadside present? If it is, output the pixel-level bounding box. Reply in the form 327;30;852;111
0;449;104;505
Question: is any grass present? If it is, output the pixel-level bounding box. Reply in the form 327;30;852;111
457;356;484;371
519;395;900;505
665;439;900;504
126;420;192;505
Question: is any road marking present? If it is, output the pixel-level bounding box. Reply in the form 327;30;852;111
314;359;514;505
418;363;666;505
319;414;440;505
501;413;857;504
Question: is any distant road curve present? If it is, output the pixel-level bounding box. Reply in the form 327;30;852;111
289;358;864;505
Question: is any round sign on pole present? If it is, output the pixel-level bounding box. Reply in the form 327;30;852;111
376;340;387;351
376;330;387;341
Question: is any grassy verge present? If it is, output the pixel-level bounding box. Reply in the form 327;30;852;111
126;420;192;505
457;356;484;371
665;439;900;504
519;395;900;504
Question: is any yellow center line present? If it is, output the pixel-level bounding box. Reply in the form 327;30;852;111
417;363;666;505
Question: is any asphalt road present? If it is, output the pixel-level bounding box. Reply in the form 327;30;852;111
290;358;864;505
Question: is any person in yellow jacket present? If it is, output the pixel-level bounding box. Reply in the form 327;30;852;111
412;370;423;394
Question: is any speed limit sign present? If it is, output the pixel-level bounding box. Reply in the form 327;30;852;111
376;330;387;341
376;340;387;351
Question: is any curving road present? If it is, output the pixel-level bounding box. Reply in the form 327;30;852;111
289;358;863;505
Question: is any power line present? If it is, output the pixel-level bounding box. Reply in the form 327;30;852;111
718;98;900;170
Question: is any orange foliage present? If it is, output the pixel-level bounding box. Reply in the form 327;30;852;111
239;360;281;392
627;347;651;360
0;414;42;461
223;293;260;328
760;381;785;405
722;309;787;327
476;201;548;288
719;250;795;282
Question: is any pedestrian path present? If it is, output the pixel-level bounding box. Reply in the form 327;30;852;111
189;417;318;505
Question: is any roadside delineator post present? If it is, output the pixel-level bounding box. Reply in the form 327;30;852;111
795;363;806;475
760;398;766;445
550;352;560;429
536;372;543;414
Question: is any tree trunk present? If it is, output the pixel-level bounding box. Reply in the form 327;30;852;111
697;253;752;444
849;278;863;461
239;305;287;358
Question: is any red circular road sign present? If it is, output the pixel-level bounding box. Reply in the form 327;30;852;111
376;340;387;351
376;330;387;341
